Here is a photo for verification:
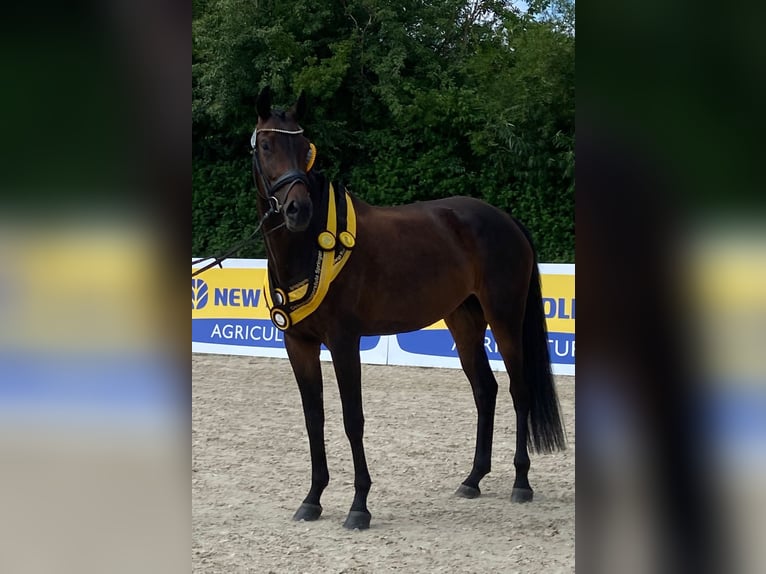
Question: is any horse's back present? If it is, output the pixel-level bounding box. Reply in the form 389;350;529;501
359;195;531;267
330;195;533;334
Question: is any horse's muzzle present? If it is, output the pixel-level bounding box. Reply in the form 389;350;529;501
284;197;312;232
268;169;312;232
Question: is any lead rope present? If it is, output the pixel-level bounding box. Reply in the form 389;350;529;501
192;205;277;277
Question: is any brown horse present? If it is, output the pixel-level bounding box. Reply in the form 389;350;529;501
251;86;565;530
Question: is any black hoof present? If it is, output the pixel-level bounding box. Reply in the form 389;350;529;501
342;510;371;530
293;502;322;521
455;484;481;499
511;487;534;503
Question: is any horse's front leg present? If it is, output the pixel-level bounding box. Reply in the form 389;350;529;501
284;333;327;522
328;335;372;530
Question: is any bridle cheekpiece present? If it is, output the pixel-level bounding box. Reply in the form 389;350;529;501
251;127;310;213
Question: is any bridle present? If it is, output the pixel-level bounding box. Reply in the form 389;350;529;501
250;125;316;281
192;126;312;278
251;127;310;214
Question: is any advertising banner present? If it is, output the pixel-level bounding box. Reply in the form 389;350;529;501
386;264;575;375
192;260;389;364
193;260;574;375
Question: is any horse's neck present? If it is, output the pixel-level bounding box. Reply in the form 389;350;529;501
265;227;314;286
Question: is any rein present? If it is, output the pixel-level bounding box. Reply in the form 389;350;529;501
191;205;277;277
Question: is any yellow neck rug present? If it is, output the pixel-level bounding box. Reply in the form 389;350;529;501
264;181;356;330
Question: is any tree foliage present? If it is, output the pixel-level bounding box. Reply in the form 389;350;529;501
193;0;574;262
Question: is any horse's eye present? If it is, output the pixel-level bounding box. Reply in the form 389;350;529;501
260;140;270;151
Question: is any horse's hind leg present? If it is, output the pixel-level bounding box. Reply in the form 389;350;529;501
482;303;535;503
446;296;499;499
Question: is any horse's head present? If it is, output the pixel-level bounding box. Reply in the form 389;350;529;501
252;86;314;232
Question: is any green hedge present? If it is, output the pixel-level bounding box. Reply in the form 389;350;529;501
193;0;574;262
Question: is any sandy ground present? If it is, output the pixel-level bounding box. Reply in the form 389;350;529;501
193;354;574;573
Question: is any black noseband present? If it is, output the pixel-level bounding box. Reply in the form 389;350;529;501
271;169;309;197
267;170;309;212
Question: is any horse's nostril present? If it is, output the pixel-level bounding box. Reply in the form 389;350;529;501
286;200;299;216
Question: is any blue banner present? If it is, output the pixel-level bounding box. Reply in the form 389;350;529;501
193;318;381;351
395;330;575;365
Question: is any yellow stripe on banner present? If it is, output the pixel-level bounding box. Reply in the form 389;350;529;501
193;258;572;336
192;267;271;319
540;274;575;333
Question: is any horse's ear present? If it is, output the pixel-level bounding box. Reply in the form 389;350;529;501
256;85;272;121
289;90;306;121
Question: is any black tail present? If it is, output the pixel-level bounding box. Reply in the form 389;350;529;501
515;219;567;453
